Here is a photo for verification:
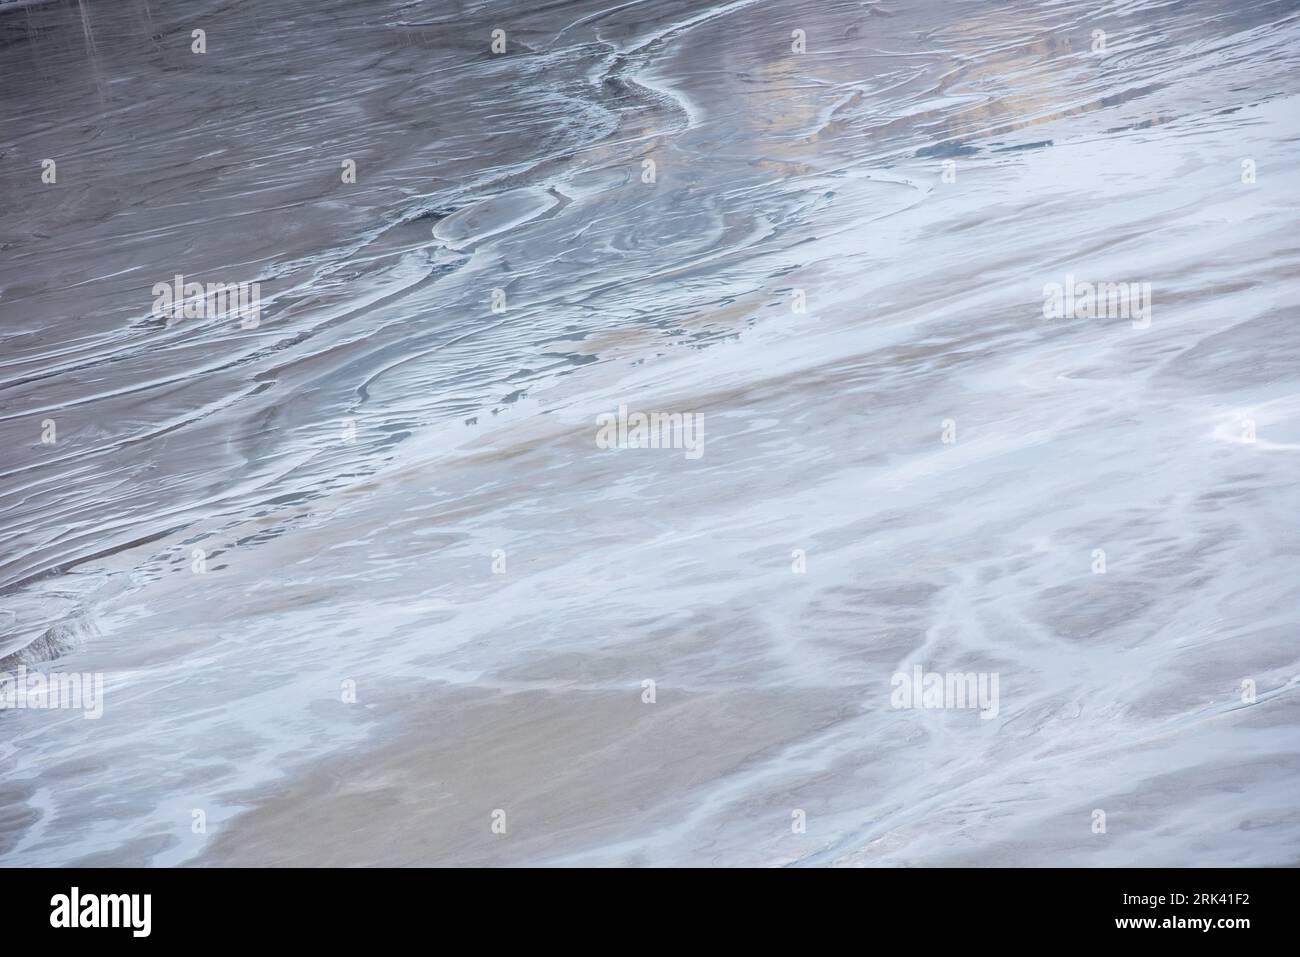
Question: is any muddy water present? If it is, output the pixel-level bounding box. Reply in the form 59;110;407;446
1;0;1298;865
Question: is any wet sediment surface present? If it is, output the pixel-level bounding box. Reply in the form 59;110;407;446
1;0;1299;865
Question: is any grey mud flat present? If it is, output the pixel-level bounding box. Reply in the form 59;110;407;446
1;0;1299;866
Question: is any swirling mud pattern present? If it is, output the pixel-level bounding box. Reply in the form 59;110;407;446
1;0;1298;868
